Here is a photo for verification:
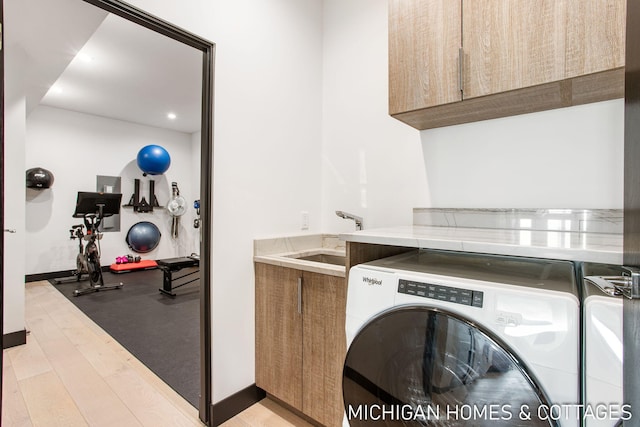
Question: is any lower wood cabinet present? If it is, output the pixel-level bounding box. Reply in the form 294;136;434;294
255;263;346;427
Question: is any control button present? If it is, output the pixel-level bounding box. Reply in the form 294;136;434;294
472;291;484;308
398;279;480;308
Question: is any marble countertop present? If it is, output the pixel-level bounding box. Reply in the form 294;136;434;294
340;225;623;265
253;249;346;278
253;234;346;278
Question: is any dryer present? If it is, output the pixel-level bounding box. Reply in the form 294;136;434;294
343;249;580;426
582;263;625;427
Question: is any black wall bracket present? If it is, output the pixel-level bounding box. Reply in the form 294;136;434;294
124;178;160;213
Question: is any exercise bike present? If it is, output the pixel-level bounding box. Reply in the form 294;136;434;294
64;192;124;296
61;223;89;283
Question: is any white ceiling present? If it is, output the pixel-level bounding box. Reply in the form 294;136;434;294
5;0;203;134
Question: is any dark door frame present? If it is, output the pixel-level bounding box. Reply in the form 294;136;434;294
623;0;640;420
0;0;5;418
0;0;215;424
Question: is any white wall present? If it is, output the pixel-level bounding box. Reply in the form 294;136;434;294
321;0;429;232
25;106;200;274
421;100;624;208
209;0;324;403
125;0;325;403
320;0;624;223
3;47;27;335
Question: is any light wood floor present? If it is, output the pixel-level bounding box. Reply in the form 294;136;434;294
218;398;313;427
2;281;312;427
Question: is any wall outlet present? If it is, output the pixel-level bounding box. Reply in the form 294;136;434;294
301;211;309;230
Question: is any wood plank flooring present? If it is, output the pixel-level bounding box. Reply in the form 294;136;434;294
2;281;311;427
219;398;313;427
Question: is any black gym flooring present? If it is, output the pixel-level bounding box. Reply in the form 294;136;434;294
50;268;200;408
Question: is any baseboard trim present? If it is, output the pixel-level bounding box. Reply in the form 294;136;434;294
3;329;27;349
263;393;323;427
26;270;78;283
211;384;266;426
26;267;112;283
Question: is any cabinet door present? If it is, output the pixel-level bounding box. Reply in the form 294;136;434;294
255;263;303;410
388;0;462;114
302;272;347;427
463;0;626;100
565;0;626;79
463;0;567;99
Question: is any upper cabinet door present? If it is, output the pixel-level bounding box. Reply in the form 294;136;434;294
388;0;625;130
565;0;626;79
462;0;567;99
388;0;462;114
463;0;626;100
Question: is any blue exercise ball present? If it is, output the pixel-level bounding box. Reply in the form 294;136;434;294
136;145;171;175
126;221;161;253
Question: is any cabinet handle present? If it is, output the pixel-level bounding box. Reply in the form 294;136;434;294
297;277;302;314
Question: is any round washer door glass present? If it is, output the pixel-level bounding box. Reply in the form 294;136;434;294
343;306;555;426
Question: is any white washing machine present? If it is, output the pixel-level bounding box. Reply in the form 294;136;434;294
343;249;580;427
582;263;625;427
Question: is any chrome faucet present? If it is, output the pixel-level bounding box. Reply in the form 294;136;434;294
336;210;363;230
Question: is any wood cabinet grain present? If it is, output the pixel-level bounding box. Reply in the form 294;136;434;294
463;0;567;99
255;263;303;410
389;0;626;130
255;263;346;427
388;0;462;114
302;271;346;427
565;0;626;79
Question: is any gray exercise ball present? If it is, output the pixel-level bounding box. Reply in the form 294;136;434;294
126;221;161;253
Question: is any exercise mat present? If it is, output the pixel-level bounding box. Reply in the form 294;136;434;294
50;269;200;408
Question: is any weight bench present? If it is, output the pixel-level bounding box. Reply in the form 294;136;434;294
156;256;200;296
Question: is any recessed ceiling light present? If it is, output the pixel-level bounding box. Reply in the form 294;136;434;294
77;52;93;63
167;113;177;120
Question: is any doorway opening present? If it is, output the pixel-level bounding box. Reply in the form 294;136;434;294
1;0;214;423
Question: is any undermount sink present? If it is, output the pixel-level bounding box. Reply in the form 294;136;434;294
287;253;346;266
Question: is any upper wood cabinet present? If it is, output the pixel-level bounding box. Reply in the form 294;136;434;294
388;0;462;114
462;1;567;99
564;0;626;78
389;0;626;130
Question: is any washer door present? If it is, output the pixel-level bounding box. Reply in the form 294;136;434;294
343;306;556;426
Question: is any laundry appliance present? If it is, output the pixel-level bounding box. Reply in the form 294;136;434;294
582;263;625;427
343;249;580;426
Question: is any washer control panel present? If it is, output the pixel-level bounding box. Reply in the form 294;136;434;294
397;279;483;308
